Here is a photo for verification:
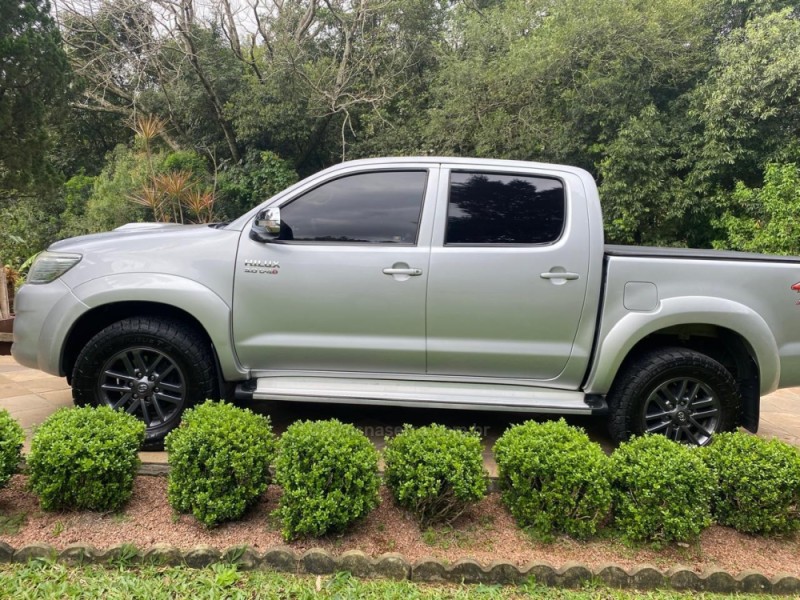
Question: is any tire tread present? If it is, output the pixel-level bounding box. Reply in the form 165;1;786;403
607;347;741;444
71;316;216;449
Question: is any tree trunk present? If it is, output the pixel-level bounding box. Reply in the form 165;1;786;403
0;269;10;319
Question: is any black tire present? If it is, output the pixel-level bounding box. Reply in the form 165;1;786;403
607;347;741;446
72;317;216;449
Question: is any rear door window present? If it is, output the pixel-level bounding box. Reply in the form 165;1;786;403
445;172;565;244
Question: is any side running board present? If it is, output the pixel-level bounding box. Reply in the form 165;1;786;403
235;377;606;415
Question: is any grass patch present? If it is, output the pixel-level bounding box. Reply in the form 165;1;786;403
111;512;131;524
51;520;64;537
0;562;789;599
423;515;497;551
0;512;26;535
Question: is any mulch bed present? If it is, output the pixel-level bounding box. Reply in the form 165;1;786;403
1;474;799;578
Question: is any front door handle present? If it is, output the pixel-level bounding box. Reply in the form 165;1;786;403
540;271;580;280
383;267;423;276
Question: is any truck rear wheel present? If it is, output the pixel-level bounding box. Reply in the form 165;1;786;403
71;317;216;449
607;347;740;446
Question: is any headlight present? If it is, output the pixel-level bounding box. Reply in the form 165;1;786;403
26;251;82;284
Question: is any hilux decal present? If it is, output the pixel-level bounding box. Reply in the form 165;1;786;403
244;259;280;275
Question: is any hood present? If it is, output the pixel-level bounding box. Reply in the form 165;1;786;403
48;223;210;253
114;222;188;232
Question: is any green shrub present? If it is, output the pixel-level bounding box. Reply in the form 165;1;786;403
384;424;487;525
166;401;277;527
493;419;612;539
275;419;380;540
701;432;800;534
27;406;144;511
216;150;298;219
0;409;24;489
610;435;714;543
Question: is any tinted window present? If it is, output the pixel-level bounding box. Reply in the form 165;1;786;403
279;171;427;243
446;172;565;244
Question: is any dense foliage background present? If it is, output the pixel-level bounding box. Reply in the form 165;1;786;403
2;0;799;268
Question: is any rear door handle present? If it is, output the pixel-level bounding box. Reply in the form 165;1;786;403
540;272;579;280
383;267;423;276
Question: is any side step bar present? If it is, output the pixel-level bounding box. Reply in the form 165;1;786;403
236;377;606;415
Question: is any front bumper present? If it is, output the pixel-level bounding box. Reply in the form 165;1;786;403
11;280;87;376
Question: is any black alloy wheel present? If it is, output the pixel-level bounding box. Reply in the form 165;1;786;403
640;376;721;445
97;346;187;429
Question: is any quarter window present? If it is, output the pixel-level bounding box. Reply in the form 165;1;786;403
279;171;427;243
445;172;565;244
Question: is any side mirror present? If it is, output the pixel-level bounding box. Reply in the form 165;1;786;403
250;207;281;243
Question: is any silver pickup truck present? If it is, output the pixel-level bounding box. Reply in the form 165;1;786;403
12;157;800;447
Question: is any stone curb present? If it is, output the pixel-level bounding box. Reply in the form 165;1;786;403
149;464;510;492
129;462;510;492
132;462;507;491
18;460;505;490
0;543;797;594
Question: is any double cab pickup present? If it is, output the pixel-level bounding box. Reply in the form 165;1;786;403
12;157;800;447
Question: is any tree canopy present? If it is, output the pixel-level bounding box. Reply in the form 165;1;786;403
0;0;69;193
1;0;799;265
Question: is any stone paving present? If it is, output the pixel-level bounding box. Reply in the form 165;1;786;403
2;354;800;477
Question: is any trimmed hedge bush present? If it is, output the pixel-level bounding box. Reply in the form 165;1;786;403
610;435;714;543
275;419;380;540
0;409;24;490
384;424;488;525
27;406;144;511
165;401;277;527
701;432;800;534
493;419;612;539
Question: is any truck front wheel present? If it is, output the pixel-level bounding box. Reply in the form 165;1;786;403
607;347;741;446
71;317;216;449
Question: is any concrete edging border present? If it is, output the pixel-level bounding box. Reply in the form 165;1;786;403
0;542;797;594
133;462;512;490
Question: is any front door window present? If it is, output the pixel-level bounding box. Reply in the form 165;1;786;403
279;171;427;244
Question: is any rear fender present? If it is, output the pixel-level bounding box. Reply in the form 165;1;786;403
584;296;779;396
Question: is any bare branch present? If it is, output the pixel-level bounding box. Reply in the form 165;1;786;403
218;0;243;59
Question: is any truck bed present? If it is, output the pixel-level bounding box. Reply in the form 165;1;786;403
605;245;800;264
587;245;800;400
